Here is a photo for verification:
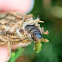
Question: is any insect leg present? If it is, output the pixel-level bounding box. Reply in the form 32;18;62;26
41;38;49;43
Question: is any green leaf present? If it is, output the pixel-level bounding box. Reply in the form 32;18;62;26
9;47;24;62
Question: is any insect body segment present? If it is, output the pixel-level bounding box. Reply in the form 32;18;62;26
25;25;42;41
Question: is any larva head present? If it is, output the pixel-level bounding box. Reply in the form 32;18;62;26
34;32;42;39
32;32;42;41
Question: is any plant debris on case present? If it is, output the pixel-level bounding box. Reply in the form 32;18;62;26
0;12;49;54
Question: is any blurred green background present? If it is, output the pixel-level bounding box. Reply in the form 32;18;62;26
9;0;62;62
